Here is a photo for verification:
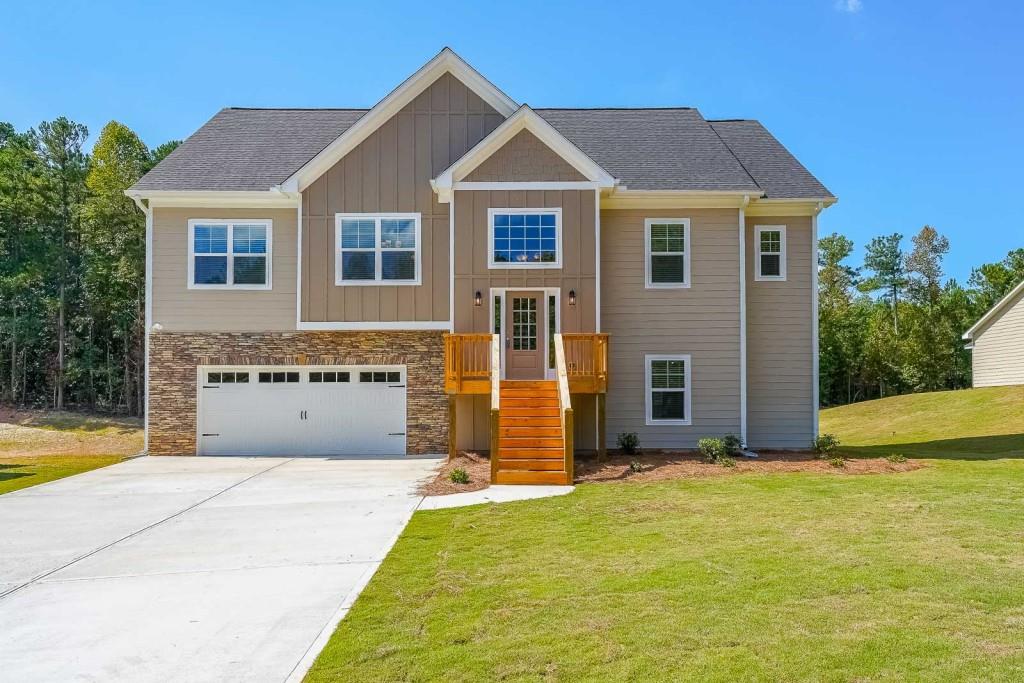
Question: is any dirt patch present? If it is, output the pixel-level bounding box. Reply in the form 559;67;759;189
575;450;924;483
418;452;491;496
419;449;924;495
0;407;143;458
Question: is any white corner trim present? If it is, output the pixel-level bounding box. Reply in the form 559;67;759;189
644;217;691;289
295;198;303;329
448;195;456;333
296;321;452;331
738;200;748;447
187;218;273;290
143;203;153;453
963;277;1024;340
282;48;517;193
487;208;563;270
754;224;787;282
334;213;422;286
811;205;821;439
644;353;693;426
433;106;616;199
594;190;601;334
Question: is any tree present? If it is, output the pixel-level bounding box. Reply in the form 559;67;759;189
905;226;950;310
860;233;906;333
968;248;1024;311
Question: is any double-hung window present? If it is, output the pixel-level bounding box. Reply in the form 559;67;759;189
645;354;691;425
488;208;561;268
645;218;690;288
755;225;786;281
335;214;421;285
188;219;271;289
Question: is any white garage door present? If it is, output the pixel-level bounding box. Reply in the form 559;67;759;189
197;366;406;456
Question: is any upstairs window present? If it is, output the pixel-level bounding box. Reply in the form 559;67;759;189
488;209;561;268
335;214;421;285
645;354;691;426
188;220;271;289
755;225;787;281
645;218;690;288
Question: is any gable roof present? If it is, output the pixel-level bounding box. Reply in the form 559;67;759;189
708;119;834;199
963;279;1024;340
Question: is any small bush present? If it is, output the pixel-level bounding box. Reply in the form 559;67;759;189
617;432;640;455
449;468;470;484
886;453;908;464
719;455;737;468
698;437;728;463
722;434;742;455
827;456;845;468
629;460;644;473
812;433;840;458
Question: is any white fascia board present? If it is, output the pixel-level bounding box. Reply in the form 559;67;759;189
128;190;300;208
281;48;518;193
747;197;837;216
963;278;1024;340
433;105;616;198
602;190;764;210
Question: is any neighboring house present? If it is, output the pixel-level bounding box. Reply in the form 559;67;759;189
127;48;835;484
963;279;1024;387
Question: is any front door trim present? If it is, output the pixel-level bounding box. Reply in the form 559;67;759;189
489;287;561;381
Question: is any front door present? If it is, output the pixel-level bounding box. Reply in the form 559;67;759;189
505;291;545;380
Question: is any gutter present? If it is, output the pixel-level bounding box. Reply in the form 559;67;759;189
738;195;749;447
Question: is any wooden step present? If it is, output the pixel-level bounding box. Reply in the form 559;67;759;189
500;397;560;408
498;448;564;459
499;416;562;427
497;459;565;471
500;407;560;418
500;388;558;399
499;426;562;439
500;380;557;389
495;470;571;485
498;437;564;449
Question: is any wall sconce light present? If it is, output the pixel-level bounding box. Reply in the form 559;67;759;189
474;291;482;307
568;289;577;306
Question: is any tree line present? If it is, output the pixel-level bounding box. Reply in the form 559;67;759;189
2;117;1022;415
819;227;1023;406
0;118;178;415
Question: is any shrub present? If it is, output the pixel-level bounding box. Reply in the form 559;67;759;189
698;437;728;463
617;432;640;455
722;434;742;455
886;453;908;464
449;468;470;484
719;455;737;468
828;456;845;468
629;460;643;473
812;433;840;458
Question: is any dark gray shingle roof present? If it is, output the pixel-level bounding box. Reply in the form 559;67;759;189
708;119;834;199
536;108;760;192
132;105;832;199
131;108;367;191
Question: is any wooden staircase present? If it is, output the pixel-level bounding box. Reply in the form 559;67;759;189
494;380;572;485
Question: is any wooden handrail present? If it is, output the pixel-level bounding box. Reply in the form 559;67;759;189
489;333;501;483
553;333;574;482
561;333;609;394
444;333;494;394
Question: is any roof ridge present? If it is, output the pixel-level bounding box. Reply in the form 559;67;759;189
707;118;758;123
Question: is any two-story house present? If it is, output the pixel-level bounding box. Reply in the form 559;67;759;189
127;48;835;484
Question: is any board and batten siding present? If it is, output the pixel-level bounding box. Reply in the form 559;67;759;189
745;216;814;448
301;72;503;324
600;209;742;449
971;287;1024;387
151;207;297;332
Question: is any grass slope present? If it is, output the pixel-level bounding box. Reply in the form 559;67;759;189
0;409;142;495
307;388;1024;682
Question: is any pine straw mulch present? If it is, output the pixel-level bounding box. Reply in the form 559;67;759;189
419;449;924;496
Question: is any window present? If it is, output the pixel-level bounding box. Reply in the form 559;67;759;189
755;225;787;281
360;371;402;383
188;220;271;289
645;218;690;288
207;371;249;384
645;354;691;425
258;371;300;384
335;214;420;285
309;371;350;383
488;208;561;268
547;294;556;370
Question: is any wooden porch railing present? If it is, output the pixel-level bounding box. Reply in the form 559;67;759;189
561;333;609;394
443;333;493;394
553;334;574;482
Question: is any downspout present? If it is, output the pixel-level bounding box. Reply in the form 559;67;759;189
811;201;823;439
738;195;749;447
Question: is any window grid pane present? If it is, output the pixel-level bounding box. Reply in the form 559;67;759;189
338;216;418;283
493;213;558;264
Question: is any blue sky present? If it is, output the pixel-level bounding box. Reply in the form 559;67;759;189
3;0;1021;282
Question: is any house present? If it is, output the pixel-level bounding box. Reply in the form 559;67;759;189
963;279;1024;387
127;48;835;484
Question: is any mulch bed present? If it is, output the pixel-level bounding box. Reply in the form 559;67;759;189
420;449;924;496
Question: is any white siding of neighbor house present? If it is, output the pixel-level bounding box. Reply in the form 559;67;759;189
972;287;1024;387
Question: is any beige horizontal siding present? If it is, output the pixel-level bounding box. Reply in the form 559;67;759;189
745;216;814;448
972;287;1024;387
151;207;297;332
600;209;741;449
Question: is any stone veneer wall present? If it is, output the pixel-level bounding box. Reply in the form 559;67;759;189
148;331;447;456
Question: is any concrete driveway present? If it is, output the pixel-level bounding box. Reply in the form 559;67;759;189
0;455;442;682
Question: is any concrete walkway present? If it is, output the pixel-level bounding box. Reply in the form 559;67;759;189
418;484;575;510
0;455;441;683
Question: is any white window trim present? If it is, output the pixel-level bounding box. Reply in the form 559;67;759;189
487;208;563;270
645;353;692;426
187;219;273;291
334;213;422;286
755;225;787;281
644;218;691;289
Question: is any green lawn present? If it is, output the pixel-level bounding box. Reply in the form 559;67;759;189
0;455;126;495
307;388;1024;682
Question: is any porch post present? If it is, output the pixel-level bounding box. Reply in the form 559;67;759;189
447;395;457;461
596;393;607;461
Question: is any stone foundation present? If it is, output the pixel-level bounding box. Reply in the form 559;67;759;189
148;331;447;455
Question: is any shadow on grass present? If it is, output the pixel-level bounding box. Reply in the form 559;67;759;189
839;434;1024;461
